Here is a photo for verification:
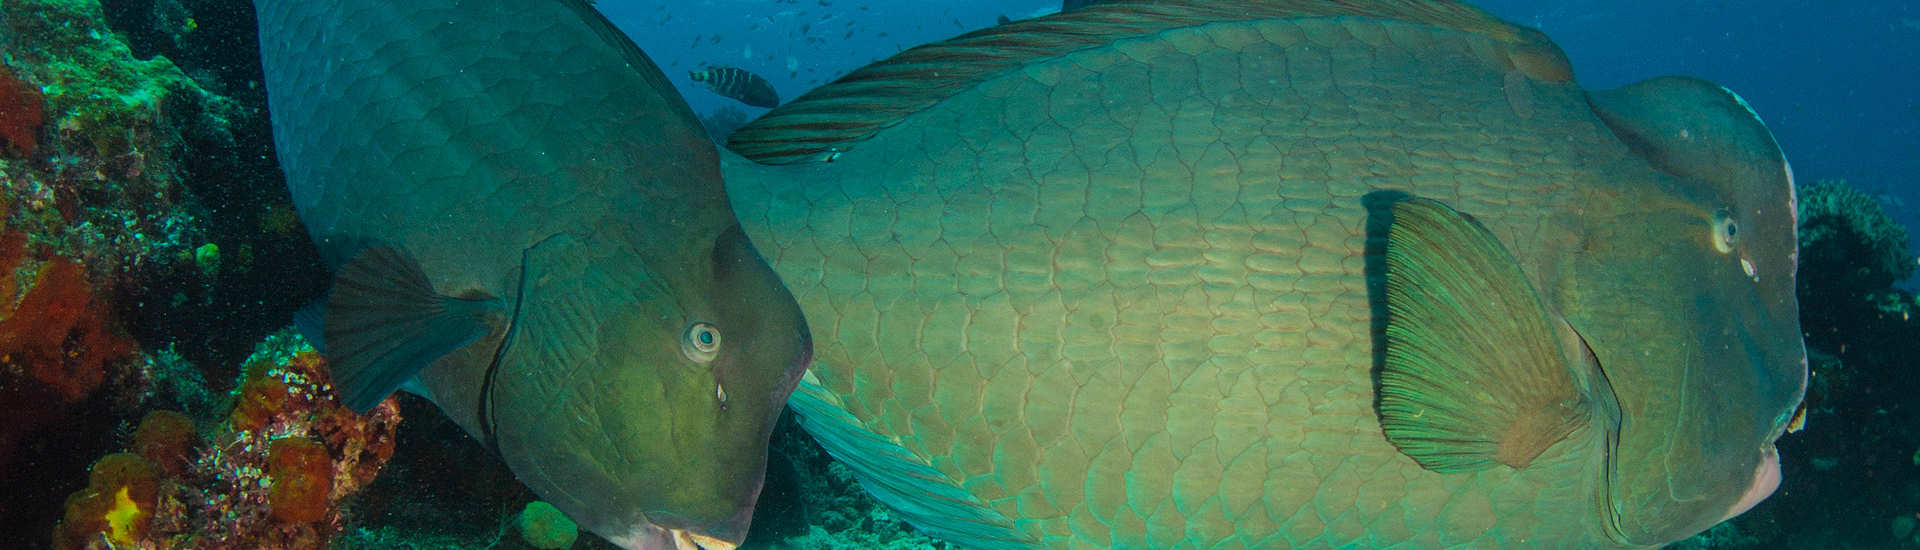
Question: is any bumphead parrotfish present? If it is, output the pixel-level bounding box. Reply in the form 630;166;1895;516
253;0;811;548
721;0;1807;547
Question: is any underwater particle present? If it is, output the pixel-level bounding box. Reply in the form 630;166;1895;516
267;436;333;524
518;500;580;550
51;453;160;549
0;64;45;156
131;409;197;477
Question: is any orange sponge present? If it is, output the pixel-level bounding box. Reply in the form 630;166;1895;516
132;410;197;476
267;437;333;523
230;374;292;432
52;453;159;549
0;255;135;402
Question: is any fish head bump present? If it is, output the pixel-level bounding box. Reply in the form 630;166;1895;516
1559;76;1806;545
494;195;809;550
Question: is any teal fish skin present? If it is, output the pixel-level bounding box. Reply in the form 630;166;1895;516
254;1;810;549
722;1;1805;548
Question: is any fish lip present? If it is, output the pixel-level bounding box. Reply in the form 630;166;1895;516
608;475;763;550
1720;444;1782;523
605;523;745;550
682;531;741;550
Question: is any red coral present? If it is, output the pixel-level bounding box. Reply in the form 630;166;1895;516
267;437;333;524
0;231;24;293
0;253;136;401
0;65;43;156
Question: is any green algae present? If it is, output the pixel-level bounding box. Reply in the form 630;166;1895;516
0;0;236;277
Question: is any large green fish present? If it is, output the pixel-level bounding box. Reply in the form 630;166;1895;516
254;0;810;548
721;0;1806;547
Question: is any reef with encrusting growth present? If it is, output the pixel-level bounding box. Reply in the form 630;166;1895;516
51;331;400;550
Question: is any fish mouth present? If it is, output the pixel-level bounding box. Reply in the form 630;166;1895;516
669;529;740;550
1720;443;1782;523
605;523;742;550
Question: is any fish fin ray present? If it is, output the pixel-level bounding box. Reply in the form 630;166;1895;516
788;372;1041;550
323;244;501;412
1377;198;1597;472
730;0;1553;164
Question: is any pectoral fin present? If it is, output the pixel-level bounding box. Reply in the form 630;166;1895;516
787;372;1038;550
1377;198;1603;472
321;244;503;412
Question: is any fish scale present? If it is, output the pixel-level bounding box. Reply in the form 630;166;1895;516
730;13;1620;549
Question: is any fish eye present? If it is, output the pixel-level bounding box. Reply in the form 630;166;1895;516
682;322;722;363
1711;209;1739;254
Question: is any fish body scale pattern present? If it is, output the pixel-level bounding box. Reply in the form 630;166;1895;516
736;17;1638;549
260;2;716;288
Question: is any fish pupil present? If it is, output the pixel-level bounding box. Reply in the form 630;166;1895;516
700;331;714;345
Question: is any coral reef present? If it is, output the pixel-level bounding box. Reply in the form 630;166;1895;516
0;224;138;478
49;331;401;549
0;0;233;274
52;452;162;549
1797;179;1915;303
2;0;325;388
131;409;195;476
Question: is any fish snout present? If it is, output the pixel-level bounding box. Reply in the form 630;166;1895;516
1720;443;1782;523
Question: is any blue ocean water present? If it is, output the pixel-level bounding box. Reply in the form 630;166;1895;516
604;0;1920;234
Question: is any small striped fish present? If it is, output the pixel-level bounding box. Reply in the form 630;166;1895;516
690;66;779;108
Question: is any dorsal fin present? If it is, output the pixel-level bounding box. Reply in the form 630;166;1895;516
728;0;1554;164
